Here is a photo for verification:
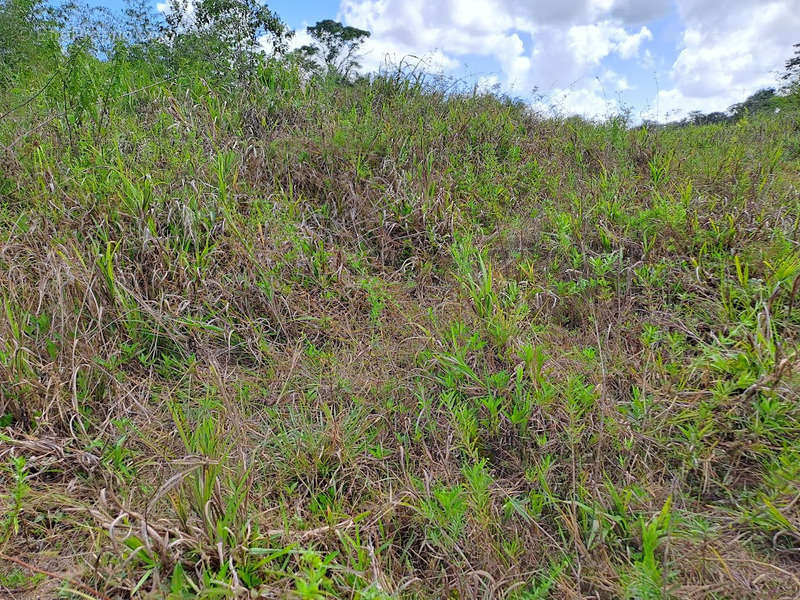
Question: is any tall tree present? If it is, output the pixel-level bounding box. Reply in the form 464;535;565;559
783;43;800;103
782;43;800;80
163;0;291;77
193;0;290;55
297;19;370;79
51;1;120;55
728;88;776;119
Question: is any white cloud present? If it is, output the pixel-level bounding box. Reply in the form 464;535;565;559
476;74;501;93
338;0;533;79
514;0;670;26
601;69;631;91
358;39;459;74
338;0;657;98
639;49;656;72
534;78;620;120
156;0;195;23
567;22;652;65
640;88;729;122
653;0;800;120
287;28;314;52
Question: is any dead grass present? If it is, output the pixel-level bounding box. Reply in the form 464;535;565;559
1;58;800;599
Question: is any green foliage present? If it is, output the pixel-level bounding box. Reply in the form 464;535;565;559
51;1;120;55
122;0;161;48
0;0;54;81
782;42;800;85
0;455;29;545
296;19;371;79
1;13;799;600
162;0;290;79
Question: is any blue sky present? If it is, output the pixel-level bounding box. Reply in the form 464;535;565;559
103;1;800;121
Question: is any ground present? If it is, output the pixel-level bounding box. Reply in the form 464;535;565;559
1;60;800;599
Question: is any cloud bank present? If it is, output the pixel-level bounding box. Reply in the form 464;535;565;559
334;0;799;121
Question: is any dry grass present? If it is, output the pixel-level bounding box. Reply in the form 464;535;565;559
1;54;800;599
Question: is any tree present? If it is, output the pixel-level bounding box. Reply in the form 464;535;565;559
122;0;161;48
51;1;120;56
782;43;800;84
193;0;290;55
163;0;291;77
0;0;53;80
296;19;370;79
728;88;776;119
685;110;729;126
781;43;800;104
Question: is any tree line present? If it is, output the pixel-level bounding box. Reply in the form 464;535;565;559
0;0;371;86
647;44;800;128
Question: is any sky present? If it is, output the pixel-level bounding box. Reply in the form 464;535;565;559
118;0;800;122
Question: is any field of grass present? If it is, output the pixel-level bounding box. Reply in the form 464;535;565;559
1;51;800;599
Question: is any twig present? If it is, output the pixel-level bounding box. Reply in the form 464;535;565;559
740;351;796;402
1;113;59;154
266;517;356;540
721;557;800;597
0;552;112;600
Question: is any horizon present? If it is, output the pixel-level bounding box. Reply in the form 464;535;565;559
93;0;799;122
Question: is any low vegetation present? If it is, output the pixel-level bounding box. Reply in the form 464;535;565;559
1;1;799;598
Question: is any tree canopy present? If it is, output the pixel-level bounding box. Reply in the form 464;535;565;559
162;0;292;76
782;42;800;83
296;19;371;79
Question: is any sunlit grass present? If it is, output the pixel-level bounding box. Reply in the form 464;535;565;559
1;47;799;599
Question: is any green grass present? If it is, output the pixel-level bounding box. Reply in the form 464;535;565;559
1;46;800;600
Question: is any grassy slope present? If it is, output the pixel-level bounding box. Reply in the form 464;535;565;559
1;56;800;599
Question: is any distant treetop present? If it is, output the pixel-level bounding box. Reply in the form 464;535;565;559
293;19;371;80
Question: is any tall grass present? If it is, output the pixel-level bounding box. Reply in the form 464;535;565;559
1;39;800;599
